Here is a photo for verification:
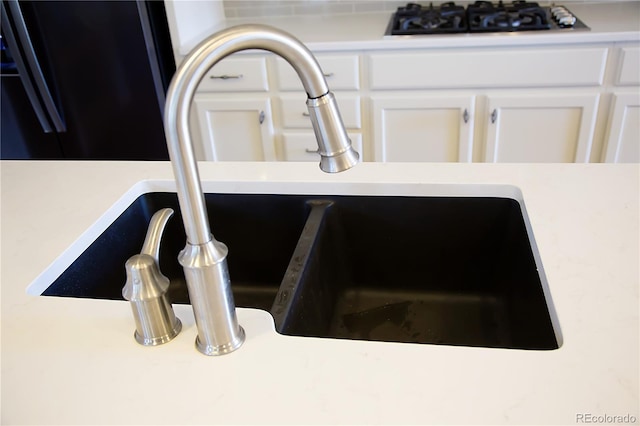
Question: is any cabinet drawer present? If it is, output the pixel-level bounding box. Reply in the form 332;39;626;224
617;47;640;86
279;94;361;129
369;47;607;89
281;132;363;162
198;57;268;92
276;54;360;91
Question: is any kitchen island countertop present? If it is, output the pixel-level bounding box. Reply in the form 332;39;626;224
1;160;638;425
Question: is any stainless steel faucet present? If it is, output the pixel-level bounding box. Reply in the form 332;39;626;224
163;24;359;356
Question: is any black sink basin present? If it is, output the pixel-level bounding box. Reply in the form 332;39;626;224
43;192;310;311
43;191;559;350
272;197;558;350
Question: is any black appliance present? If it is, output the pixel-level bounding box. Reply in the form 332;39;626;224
1;0;175;160
386;1;589;36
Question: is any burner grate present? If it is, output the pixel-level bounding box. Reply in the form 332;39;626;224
467;1;551;32
390;2;468;35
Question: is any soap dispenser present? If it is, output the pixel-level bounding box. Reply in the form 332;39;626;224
122;208;182;346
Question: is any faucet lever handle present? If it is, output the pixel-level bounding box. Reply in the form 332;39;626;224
140;208;174;262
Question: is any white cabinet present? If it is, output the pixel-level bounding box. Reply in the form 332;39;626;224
192;52;364;162
604;92;640;163
192;56;276;161
371;95;475;162
184;42;635;164
193;95;275;161
484;93;600;163
367;46;608;163
603;46;640;163
615;47;640;86
369;47;607;90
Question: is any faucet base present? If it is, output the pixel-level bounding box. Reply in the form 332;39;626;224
179;238;246;356
195;326;245;356
134;318;182;346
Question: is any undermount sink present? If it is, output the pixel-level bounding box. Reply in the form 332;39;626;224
40;188;560;350
43;192;308;311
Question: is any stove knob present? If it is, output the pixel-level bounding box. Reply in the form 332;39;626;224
553;9;568;18
558;14;576;27
551;6;576;27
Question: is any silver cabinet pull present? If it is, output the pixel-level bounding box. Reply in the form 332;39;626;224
463;108;469;123
302;112;310;117
490;109;498;124
305;148;319;154
323;72;334;78
210;74;243;80
259;110;265;124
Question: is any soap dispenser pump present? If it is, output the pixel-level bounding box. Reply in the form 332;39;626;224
122;208;182;346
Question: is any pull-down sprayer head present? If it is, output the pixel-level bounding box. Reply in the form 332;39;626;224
306;92;359;173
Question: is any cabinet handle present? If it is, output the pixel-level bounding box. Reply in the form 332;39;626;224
463;109;469;123
302;112;310;117
323;72;334;78
305;148;319;154
490;109;497;124
210;74;243;80
259;111;265;124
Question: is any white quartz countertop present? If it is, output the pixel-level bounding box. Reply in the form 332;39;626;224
180;1;640;54
1;161;638;425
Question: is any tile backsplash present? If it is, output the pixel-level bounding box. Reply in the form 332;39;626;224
223;0;634;18
223;1;405;18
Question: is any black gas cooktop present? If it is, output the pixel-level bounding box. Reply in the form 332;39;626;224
386;1;589;35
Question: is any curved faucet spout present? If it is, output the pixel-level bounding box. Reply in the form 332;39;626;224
165;24;358;246
164;24;358;355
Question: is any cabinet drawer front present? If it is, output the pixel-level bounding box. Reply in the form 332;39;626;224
370;47;607;89
617;47;640;86
276;55;360;91
198;57;268;92
279;95;361;129
282;132;363;162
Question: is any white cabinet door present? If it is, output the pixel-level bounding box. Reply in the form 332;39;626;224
371;95;475;162
604;92;640;163
193;95;275;161
484;93;599;163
